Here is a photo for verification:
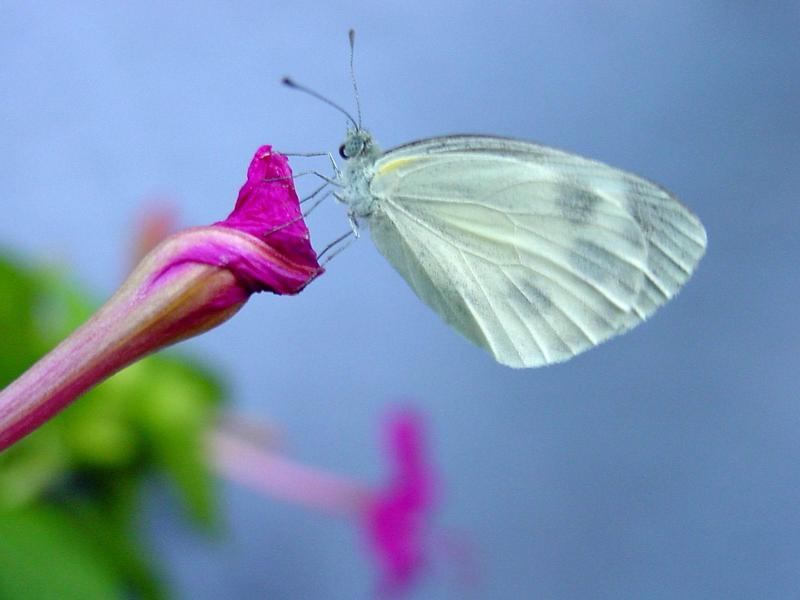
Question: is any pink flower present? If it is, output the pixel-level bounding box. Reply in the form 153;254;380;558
365;410;435;595
0;146;321;451
216;146;319;271
132;202;178;264
211;408;437;596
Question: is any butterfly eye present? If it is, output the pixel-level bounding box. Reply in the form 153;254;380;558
338;144;348;159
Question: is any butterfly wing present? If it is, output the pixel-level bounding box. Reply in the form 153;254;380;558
366;135;706;368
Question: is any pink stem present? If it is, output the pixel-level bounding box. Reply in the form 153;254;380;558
210;427;374;515
0;237;247;451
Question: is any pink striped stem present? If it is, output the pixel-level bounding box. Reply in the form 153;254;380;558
0;226;320;451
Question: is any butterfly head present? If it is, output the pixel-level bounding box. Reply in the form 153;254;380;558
339;128;378;162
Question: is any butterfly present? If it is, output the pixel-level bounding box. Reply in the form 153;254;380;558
286;32;707;368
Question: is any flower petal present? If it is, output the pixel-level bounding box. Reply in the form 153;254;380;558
216;145;320;273
146;226;319;298
365;410;436;595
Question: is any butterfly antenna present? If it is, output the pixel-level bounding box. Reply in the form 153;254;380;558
348;29;362;130
282;77;358;130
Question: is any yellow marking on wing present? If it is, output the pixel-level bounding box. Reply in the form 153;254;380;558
376;156;421;176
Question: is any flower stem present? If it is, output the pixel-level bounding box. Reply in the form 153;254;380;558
0;235;247;451
210;426;373;515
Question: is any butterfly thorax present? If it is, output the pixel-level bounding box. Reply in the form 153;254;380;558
338;128;382;219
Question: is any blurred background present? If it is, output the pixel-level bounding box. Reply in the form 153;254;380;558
1;2;799;598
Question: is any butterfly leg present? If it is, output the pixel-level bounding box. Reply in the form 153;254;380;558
258;188;333;239
317;229;356;265
301;181;330;204
347;212;361;239
326;152;342;179
262;170;342;187
280;149;341;180
302;190;333;218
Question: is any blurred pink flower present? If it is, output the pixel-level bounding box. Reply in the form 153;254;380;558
133;203;178;264
0;146;321;451
211;408;438;596
365;410;435;595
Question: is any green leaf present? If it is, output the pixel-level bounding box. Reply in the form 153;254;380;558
0;505;122;600
0;254;44;384
0;248;228;600
134;356;224;526
0;427;67;510
65;482;168;600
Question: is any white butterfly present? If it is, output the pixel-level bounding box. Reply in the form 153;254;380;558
288;34;707;369
335;130;706;368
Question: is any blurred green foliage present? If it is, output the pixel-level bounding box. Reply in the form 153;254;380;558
0;251;226;599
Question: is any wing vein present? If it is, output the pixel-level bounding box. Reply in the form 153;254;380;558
455;248;532;364
386;197;641;310
499;265;598;347
400;194;641;242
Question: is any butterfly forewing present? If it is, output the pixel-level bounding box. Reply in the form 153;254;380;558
365;136;706;368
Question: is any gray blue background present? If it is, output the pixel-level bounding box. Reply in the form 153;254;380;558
2;2;799;598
